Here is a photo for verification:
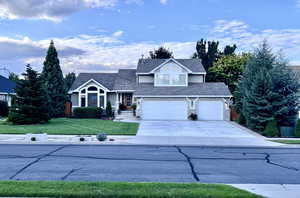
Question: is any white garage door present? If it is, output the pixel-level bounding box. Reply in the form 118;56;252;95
198;101;224;120
142;100;187;120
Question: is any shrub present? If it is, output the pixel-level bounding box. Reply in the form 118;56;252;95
237;113;246;126
131;103;137;116
106;101;113;118
73;107;102;119
263;119;279;137
119;104;126;111
96;133;107;141
189;113;198;121
0;101;9;117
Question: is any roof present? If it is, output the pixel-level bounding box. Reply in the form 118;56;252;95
70;69;137;91
134;83;232;97
113;69;136;90
0;75;16;94
136;58;206;73
70;73;118;91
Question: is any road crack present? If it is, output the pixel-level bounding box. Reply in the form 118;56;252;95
9;145;68;180
61;168;81;180
175;146;199;181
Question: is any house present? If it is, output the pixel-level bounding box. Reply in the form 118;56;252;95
0;75;16;106
69;58;232;120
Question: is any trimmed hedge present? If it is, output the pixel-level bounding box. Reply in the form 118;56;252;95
295;119;300;138
263;119;279;137
73;107;102;119
0;101;9;117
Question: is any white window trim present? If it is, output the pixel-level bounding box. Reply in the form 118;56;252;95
78;84;107;108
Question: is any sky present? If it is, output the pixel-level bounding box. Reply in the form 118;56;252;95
0;0;300;76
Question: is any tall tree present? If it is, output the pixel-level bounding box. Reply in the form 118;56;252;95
235;41;299;132
42;40;67;118
193;39;237;71
8;72;19;82
206;53;251;93
223;44;237;56
64;72;76;91
8;65;50;124
149;46;173;59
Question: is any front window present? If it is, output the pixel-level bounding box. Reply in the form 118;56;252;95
154;63;187;86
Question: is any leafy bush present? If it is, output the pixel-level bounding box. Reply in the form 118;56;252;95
131;103;137;116
96;133;107;141
0;101;9;117
188;113;198;121
73;107;102;119
106;101;113;118
119;104;126;111
263;119;279;137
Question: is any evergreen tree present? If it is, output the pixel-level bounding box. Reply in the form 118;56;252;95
223;44;237;56
271;62;299;126
8;72;19;82
243;69;274;131
106;101;113;117
235;41;300;132
149;46;173;59
8;65;50;124
42;40;67;118
64;72;76;91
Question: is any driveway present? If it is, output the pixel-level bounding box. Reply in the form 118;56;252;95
134;121;280;147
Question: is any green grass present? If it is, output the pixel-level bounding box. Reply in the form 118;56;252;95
0;181;263;198
270;140;300;144
0;118;139;135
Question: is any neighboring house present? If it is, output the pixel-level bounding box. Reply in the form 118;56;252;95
0;75;16;106
69;58;232;120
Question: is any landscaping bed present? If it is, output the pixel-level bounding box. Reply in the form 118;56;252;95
0;118;138;135
270;139;300;144
0;181;263;198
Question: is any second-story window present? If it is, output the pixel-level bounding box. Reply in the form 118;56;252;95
154;63;187;86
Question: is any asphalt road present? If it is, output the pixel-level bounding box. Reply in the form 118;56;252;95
1;144;300;184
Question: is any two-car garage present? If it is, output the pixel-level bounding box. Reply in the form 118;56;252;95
140;99;225;121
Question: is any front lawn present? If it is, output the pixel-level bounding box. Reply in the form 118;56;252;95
0;118;138;135
0;181;263;198
270;140;300;144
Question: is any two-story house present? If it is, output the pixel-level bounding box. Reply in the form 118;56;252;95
69;58;232;120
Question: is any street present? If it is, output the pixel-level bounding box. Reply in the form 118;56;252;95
0;144;300;184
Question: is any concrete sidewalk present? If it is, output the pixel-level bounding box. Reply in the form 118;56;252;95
232;184;300;198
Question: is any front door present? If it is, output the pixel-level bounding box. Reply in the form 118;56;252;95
122;93;132;108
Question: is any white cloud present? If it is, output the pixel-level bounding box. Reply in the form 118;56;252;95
297;0;300;7
160;0;168;5
3;19;300;75
209;20;300;65
0;0;164;21
112;30;124;37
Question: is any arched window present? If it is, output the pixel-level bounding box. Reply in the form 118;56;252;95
81;89;86;93
99;89;104;94
88;86;97;91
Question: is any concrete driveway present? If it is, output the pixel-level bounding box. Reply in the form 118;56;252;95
134;121;281;147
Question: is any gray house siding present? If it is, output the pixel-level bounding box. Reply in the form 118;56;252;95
107;92;117;107
188;74;204;83
138;75;154;83
71;92;79;107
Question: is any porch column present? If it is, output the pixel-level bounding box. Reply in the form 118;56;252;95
115;92;119;114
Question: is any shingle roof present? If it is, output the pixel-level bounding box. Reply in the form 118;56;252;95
134;83;232;97
113;69;136;90
70;73;118;91
69;69;137;91
0;75;16;93
136;58;206;73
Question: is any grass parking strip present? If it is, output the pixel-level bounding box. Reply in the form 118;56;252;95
0;181;264;198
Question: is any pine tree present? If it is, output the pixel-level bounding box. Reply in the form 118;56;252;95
42;40;67;118
64;72;76;91
8;65;50;124
243;69;274;131
271;62;299;126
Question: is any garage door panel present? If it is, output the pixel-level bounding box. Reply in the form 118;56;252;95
142;100;187;120
198;101;224;120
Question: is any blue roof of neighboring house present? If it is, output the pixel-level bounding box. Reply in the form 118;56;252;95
0;75;16;93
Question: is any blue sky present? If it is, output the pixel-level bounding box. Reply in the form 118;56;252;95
1;0;300;76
